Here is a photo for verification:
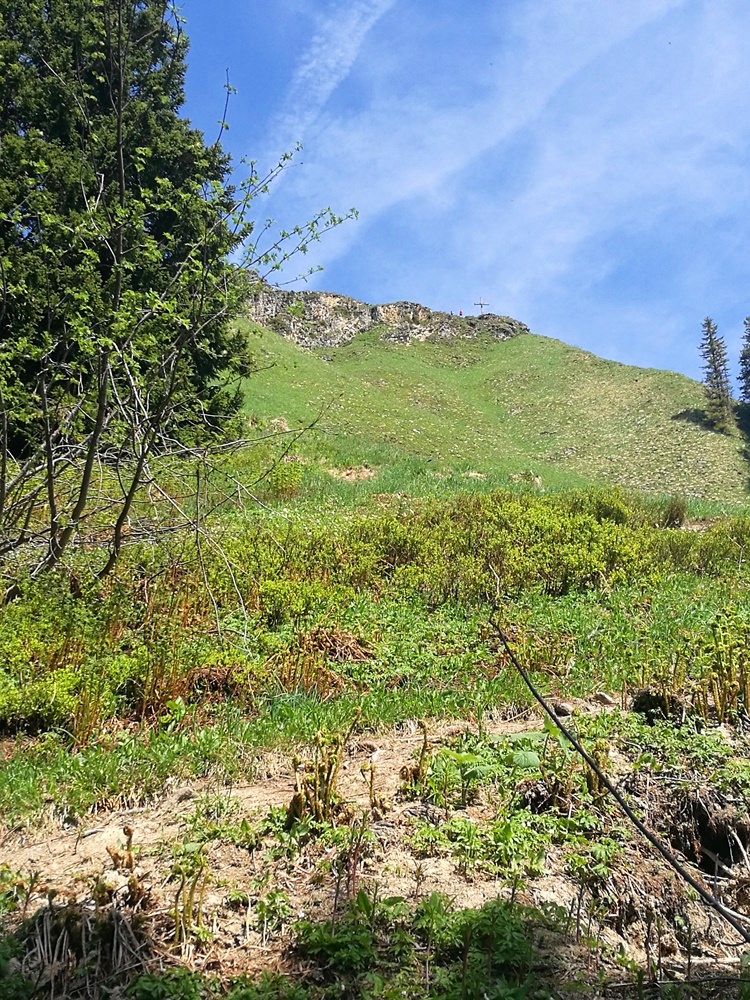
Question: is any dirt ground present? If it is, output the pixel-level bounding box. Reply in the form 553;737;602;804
1;706;748;996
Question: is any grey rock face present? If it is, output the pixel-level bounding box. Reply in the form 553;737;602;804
246;282;529;348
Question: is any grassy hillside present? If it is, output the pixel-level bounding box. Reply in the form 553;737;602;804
241;320;750;505
6;316;750;998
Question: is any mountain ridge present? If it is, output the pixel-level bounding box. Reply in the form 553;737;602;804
246;280;530;348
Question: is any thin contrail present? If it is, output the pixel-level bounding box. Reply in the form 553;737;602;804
272;0;397;152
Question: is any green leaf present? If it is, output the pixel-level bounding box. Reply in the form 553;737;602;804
512;749;541;769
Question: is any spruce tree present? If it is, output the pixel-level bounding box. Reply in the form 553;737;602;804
0;0;251;457
698;317;733;432
738;317;750;405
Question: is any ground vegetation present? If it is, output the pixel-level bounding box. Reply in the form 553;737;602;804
238;320;749;505
3;5;750;997
1;481;750;997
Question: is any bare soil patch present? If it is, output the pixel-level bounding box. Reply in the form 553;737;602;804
2;708;748;996
325;464;376;481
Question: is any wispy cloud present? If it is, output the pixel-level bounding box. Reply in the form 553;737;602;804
249;0;750;376
268;0;689;255
267;0;398;160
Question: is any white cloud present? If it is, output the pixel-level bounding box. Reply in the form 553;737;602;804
266;0;399;161
252;0;750;375
266;0;691;263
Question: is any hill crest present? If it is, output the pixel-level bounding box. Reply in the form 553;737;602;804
246;281;530;348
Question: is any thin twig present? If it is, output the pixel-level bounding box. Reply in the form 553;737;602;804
491;615;750;945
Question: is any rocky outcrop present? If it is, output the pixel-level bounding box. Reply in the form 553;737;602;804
245;281;529;348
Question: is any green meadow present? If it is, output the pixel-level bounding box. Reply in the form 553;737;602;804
3;322;750;999
242;320;749;505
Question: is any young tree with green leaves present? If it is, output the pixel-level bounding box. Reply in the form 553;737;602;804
0;0;348;598
698;316;733;432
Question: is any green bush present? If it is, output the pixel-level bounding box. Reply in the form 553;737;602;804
658;495;689;529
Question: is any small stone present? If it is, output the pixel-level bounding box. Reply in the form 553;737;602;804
593;691;616;706
552;702;574;717
659;932;679;957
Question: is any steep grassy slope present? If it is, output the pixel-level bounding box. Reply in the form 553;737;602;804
241;320;750;504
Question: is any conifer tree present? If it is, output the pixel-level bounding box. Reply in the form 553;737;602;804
738;317;750;405
698;317;733;432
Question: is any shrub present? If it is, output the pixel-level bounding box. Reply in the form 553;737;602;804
659;495;689;529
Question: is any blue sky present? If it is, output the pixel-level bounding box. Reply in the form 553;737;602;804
178;0;750;381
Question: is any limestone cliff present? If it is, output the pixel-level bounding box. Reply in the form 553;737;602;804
245;281;529;348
